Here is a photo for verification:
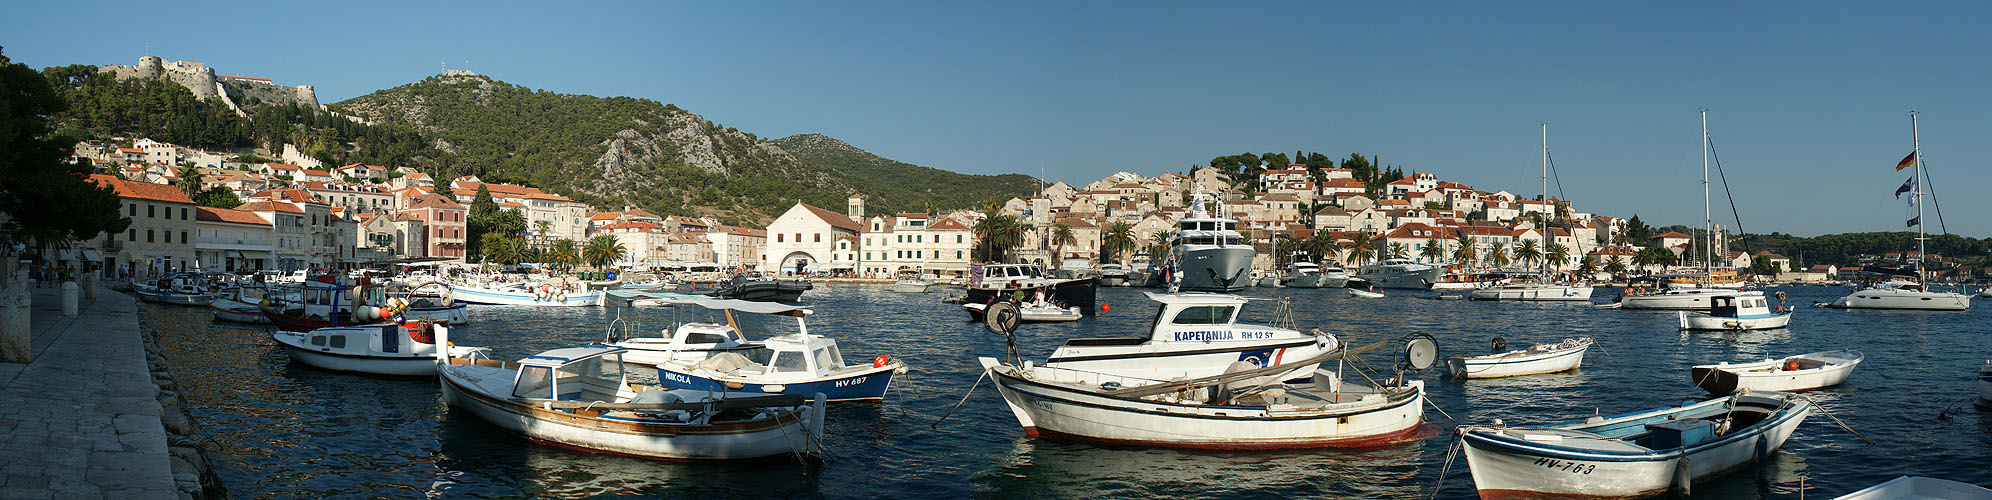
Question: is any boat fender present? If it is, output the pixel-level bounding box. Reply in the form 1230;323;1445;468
1784;360;1799;371
1671;456;1691;496
554;290;565;303
377;307;394;319
873;355;890;368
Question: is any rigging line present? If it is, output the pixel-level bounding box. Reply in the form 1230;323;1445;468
1545;150;1569;208
1920;158;1948;235
1703;135;1748;256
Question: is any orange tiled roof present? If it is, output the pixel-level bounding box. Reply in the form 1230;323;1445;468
87;174;194;204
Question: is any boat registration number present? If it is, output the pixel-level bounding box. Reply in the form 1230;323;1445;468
1533;457;1596;475
1172;331;1277;341
835;377;867;387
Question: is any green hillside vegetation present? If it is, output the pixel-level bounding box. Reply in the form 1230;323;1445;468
772;134;1038;214
1735;231;1990;269
41;64;253;149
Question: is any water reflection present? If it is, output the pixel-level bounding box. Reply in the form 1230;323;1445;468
978;437;1430;499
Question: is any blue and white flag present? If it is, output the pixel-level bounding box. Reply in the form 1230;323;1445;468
1894;176;1916;198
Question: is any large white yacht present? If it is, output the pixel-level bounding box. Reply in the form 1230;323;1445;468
1355;258;1442;289
1160;192;1254;292
1824;112;1970;312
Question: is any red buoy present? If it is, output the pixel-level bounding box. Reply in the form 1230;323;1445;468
1101;303;1110;313
873;355;890;368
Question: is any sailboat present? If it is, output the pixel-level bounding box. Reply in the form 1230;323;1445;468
1824;112;1970;311
1621;110;1765;310
1469;124;1593;302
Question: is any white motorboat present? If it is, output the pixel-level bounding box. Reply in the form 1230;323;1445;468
978;336;1434;449
274;321;483;376
607;310;765;367
648;299;906;401
434;336;826;461
1976;361;1991;409
1159;191;1254;292
1097;263;1131;287
1429;272;1509;291
1347;288;1386;298
1467;282;1594;301
1980;287;1992;298
962;301;1083;322
1679;293;1793;331
448;281;605;307
1317;265;1354;288
1833;476;1992;500
960;263;1098;313
1355;258;1442;290
1824;279;1970;311
1041;292;1336;382
890;278;939;293
208;286;268;324
1825;113;1970;312
1459;391;1812;499
1690;349;1862;394
134;274;215;306
1446;337;1590;379
1281;261;1329;288
1618;287;1740;310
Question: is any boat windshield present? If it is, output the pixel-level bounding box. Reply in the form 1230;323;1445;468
1171;305;1236;325
812;345;844;369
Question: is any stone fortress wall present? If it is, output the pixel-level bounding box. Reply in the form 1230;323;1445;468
101;56;321;116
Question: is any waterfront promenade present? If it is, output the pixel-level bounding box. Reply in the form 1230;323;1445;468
0;284;179;499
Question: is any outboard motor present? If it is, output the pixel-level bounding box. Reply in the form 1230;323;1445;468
1491;337;1507;354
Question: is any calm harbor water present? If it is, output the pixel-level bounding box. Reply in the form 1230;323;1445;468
144;284;1992;499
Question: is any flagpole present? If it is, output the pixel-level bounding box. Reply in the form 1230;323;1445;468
1911;110;1925;284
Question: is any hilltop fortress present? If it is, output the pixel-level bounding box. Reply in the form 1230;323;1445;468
101;56;320;116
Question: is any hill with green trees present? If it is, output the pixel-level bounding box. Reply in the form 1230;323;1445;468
331;74;1036;224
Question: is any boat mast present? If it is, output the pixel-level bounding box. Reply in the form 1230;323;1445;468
1540;122;1549;279
1912;111;1926;284
1701;109;1712;278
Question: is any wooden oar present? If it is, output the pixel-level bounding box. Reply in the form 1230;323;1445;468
1104;341;1387;398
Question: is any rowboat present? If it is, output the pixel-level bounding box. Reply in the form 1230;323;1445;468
434;329;827;461
1833;476;1992;499
274;321;481;376
208;287;268;324
978;335;1434;449
1459;391;1812;499
1690;349;1862;395
1678;294;1793;331
1446;337;1590;379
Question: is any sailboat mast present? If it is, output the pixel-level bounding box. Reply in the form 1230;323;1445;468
1911;111;1926;283
1541;123;1549;277
1701;109;1712;275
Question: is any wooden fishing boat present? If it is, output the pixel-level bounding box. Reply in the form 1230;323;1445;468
274;321;481;376
1690;350;1862;395
208;286;269;324
978;336;1434;449
1679;294;1793;331
434;330;827;461
1459;391;1812;499
447;281;605;307
1038;292;1336;382
1446;337;1590;379
645;300;905;402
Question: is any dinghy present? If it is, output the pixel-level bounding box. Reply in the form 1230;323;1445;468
1459;391;1812;499
1691;350;1862;394
962;301;1083;322
1348;288;1386;298
1446;337;1591;379
978;335;1435;449
1832;476;1992;500
1977;361;1992;409
434;334;827;461
1678;293;1793;331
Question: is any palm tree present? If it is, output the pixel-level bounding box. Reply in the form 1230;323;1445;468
1605;255;1627;276
1388;242;1407;260
1546;242;1570;272
551;239;580;274
1576;257;1598;279
583;234;627;270
1101;221;1136;265
489;237;527;266
1303;231;1338;264
1488;241;1509;268
1049;222;1077;266
1273;235;1300;263
532;220;552;251
1419;241;1444;264
1451;234;1475;265
1515;239;1542;270
1632;248;1657;273
1146;231;1171;259
972;210;1025;263
1347;233;1376;266
175;165;204;199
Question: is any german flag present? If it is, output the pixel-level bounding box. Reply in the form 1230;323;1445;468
1896;151;1916;170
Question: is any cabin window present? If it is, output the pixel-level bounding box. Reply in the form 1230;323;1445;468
772;351;808;373
513;366;554;399
328;335;347;349
310;335;327;346
1172;306;1236;325
812;348;840;369
686;333;728;344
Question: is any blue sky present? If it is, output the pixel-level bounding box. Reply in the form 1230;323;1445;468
7;1;1991;237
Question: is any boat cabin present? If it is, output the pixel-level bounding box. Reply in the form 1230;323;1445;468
301;322;439;355
1129;292;1308;344
512;346;636;403
1708;294;1778;317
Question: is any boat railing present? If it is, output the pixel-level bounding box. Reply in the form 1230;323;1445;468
1023;364;1176;388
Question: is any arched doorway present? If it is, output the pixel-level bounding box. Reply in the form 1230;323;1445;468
778;251;818;276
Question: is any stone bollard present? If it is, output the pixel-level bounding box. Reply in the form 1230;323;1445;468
83;273;97;299
62;281;81;317
0;284;28;363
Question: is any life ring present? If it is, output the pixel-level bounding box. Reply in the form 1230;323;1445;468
872;355;890;368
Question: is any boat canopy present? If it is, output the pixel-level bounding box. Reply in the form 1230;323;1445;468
679;298;813;317
520;345;626;367
1141;291;1250;307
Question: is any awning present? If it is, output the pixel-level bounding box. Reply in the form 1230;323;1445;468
817;264;854;270
82;249;102;261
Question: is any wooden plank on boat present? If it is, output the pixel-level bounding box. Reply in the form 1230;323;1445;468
1108;341;1386;398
